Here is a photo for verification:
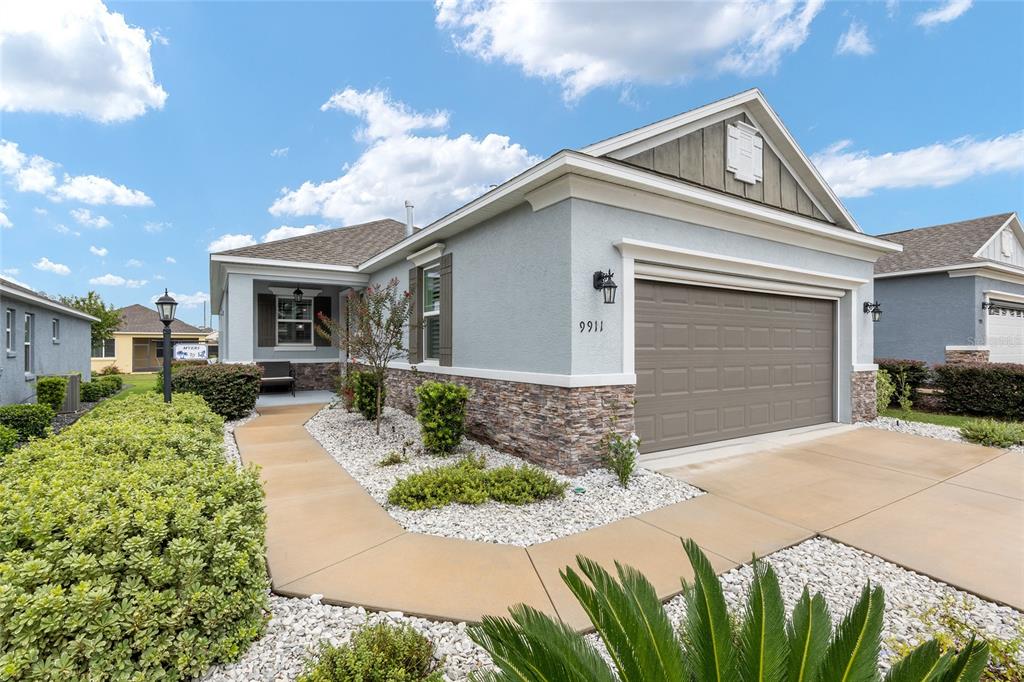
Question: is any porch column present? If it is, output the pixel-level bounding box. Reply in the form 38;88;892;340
225;273;255;362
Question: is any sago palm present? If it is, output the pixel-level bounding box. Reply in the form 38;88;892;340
469;538;989;682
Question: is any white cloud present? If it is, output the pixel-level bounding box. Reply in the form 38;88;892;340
263;225;322;242
154;290;209;309
33;257;70;275
916;0;972;27
436;0;824;101
0;0;167;122
0;199;11;229
151;29;169;46
53;224;80;237
89;245;108;257
836;20;875;56
3;268;20;276
208;233;257;252
271;147;289;158
813;130;1024;198
143;220;169;233
125;258;143;267
165;256;176;264
0;139;153;206
1;271;31;288
270;88;537;225
89;273;147;287
70;207;111;228
33;207;47;216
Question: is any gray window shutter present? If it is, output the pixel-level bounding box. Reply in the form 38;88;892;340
439;253;452;367
314;296;332;347
408;267;421;363
257;294;275;347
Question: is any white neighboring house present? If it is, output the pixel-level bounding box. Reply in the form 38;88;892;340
210;89;900;473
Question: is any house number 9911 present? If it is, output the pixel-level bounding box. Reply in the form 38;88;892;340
579;320;604;333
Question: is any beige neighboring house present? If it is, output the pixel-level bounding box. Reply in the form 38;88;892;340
91;304;206;373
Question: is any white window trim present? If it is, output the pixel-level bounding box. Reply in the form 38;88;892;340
92;337;116;359
23;312;33;374
52;318;60;343
421;263;441;362
4;308;13;354
275;294;315;347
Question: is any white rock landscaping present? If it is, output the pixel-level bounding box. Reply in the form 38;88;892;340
305;405;703;546
864;416;1024;454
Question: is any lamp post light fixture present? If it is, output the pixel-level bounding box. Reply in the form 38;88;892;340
155;289;178;403
593;270;618;305
863;301;883;323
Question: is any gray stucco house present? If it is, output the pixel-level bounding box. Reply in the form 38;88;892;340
1;277;96;405
874;212;1024;366
210;89;900;472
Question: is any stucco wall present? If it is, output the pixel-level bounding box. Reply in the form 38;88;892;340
251;280;346;362
974;276;1024;352
874;273;976;365
1;297;92;405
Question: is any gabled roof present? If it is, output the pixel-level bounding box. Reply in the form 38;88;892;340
874;212;1019;275
214;219;408;266
116;304;205;334
578;88;861;233
0;277;99;322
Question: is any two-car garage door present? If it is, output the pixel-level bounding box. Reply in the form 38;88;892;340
634;280;834;454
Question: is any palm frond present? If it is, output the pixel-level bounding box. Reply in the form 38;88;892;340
468;605;616;682
561;555;686;681
786;588;832;682
680;538;738;682
883;639;951;682
937;636;989;682
738;558;788;682
816;584;884;682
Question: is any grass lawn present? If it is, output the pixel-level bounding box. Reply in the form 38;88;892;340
880;408;975;428
109;372;158;400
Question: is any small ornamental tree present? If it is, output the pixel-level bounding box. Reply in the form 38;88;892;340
318;278;413;434
58;291;123;349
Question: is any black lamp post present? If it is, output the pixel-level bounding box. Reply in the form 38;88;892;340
155;289;178;403
593;270;618;304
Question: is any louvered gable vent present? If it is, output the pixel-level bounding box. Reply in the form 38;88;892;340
726;121;763;185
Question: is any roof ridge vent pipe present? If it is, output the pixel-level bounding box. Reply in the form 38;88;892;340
404;200;414;237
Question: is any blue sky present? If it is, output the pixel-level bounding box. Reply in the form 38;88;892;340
1;0;1021;325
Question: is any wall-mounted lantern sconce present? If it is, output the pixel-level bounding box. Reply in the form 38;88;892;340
593;270;618;304
293;285;304;305
982;301;1002;315
863;301;883;322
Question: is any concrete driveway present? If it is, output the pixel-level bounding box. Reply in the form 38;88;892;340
661;428;1024;610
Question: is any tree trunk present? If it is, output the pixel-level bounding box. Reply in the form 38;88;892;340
374;373;382;435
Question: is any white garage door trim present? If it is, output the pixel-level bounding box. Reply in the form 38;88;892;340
984;291;1024;363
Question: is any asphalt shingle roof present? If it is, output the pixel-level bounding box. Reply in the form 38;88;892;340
215;219;409;267
116;304;205;334
874;213;1016;275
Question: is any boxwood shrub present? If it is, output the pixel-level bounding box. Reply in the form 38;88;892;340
415;380;471;454
298;622;444;682
349;370;386;421
0;393;268;680
96;373;123;392
0;403;53;441
170;363;262;420
875;358;930;402
934;362;1024;421
0;425;16;457
35;376;68;413
79;380;104;403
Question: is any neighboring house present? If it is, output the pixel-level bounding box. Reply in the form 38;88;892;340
210;89;900;472
0;277;97;405
874;213;1024;366
91;304;207;374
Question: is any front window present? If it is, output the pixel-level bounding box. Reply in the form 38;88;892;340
4;309;12;352
23;313;33;373
277;296;313;345
91;338;116;358
52;318;60;342
422;265;441;361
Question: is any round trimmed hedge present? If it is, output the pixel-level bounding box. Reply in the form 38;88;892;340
0;392;269;680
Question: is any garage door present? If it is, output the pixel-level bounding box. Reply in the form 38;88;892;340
988;303;1024;363
634;280;834;454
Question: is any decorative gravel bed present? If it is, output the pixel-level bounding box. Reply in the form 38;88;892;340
305;405;703;546
864;416;1024;453
223;411;257;467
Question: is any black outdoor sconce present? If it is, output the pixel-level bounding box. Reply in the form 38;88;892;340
293;285;304;305
863;301;883;322
593;270;618;304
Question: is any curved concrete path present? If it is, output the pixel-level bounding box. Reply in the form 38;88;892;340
236;404;811;630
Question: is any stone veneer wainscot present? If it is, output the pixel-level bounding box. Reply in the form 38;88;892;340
944;348;991;365
851;370;878;422
379;367;635;475
292;361;341;391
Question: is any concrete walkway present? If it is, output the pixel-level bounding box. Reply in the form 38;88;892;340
663;429;1023;610
236;404;811;630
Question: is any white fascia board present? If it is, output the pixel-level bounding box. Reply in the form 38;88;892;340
0;284;100;322
879;261;1024;286
407;242;446;267
210;253;360;273
971;213;1022;258
387;360;635;388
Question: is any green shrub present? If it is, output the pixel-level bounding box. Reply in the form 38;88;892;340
876;369;896;414
601;431;639;487
96;373;123;392
0;403;53;441
472;539;990;682
97;364;122;375
935;363;1024;421
415;381;471;455
155;359;210;393
0;393;268;680
959;418;1024;448
378;450;408;467
388;455;566;510
298;622;444;682
35;376;68;413
876;358;931;402
0;425;17;456
350;370;386;422
79;380;104;402
170;363;262;420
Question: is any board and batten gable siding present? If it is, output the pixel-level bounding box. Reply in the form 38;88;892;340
620;113;829;222
977;224;1024;268
874;273;977;365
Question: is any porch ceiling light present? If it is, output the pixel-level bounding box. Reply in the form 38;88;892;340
593;270;618;305
863;301;882;322
293;285;304;304
155;289;178;324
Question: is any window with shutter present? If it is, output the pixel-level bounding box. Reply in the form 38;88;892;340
408;267;422;363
